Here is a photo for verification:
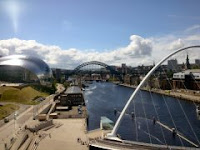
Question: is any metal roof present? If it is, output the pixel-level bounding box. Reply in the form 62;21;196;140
65;86;82;94
101;116;114;124
0;55;52;85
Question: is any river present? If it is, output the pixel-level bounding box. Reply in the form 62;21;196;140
84;81;200;147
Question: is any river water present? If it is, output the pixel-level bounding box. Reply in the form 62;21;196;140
84;82;200;147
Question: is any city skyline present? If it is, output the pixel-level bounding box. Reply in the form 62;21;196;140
0;0;200;69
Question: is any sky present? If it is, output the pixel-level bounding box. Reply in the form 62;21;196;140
0;0;200;69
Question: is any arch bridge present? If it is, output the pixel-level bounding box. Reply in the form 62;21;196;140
72;61;119;75
103;45;200;149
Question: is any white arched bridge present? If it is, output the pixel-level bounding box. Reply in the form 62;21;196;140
90;45;200;149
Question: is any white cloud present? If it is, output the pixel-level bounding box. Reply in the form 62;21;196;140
169;39;184;51
0;47;9;56
151;33;200;64
0;25;200;69
0;35;153;69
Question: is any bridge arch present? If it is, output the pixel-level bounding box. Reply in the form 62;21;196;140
107;45;200;139
72;61;119;75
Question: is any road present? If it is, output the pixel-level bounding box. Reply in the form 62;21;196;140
0;102;30;127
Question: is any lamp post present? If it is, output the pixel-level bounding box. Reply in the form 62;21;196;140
33;105;35;120
14;112;17;135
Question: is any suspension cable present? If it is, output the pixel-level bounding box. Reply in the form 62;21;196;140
149;73;167;145
162;55;200;145
132;94;139;141
138;89;153;144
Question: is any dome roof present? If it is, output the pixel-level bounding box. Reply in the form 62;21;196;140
0;55;52;84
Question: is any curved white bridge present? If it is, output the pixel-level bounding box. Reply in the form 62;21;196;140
101;45;200;149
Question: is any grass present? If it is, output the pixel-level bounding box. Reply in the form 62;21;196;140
0;104;20;120
0;86;48;105
31;84;56;95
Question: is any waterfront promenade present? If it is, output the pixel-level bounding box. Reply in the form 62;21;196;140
120;84;200;103
37;119;88;150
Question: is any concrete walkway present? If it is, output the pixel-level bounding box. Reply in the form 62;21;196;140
37;119;88;150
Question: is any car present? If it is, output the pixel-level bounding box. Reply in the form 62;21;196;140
4;118;9;123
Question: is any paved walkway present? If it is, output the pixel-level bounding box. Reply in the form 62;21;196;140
86;129;110;140
37;119;88;150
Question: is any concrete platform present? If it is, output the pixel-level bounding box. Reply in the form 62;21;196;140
56;106;87;119
37;119;88;150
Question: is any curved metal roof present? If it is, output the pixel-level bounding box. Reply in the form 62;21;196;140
0;55;52;84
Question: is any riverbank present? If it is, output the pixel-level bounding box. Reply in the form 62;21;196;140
119;84;200;103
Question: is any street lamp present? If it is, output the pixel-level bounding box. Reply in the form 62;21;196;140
33;106;35;120
14;112;17;135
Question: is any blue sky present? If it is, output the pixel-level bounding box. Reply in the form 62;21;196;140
0;0;200;68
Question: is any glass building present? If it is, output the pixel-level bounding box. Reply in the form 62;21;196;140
0;55;53;85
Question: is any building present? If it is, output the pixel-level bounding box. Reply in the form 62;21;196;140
168;59;178;72
173;69;200;90
123;74;140;86
0;55;52;85
59;86;85;107
121;63;127;75
55;69;61;82
0;65;29;83
195;59;200;66
91;73;101;80
185;54;191;69
158;75;172;90
123;74;131;85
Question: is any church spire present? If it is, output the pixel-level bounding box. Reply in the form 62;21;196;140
186;54;191;69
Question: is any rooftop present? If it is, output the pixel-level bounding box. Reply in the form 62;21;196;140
101;116;113;124
65;86;82;94
184;69;200;74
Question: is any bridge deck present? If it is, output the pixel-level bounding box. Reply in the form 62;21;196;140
90;139;198;150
